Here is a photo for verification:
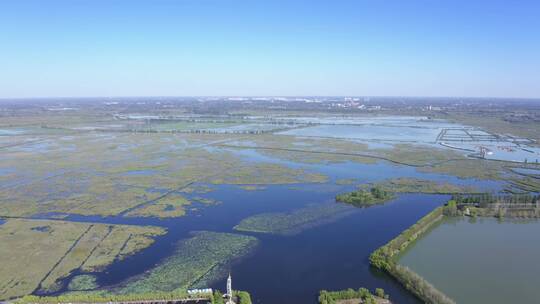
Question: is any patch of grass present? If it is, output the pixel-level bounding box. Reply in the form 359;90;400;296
125;194;191;218
374;178;481;194
0;219;165;300
419;159;504;180
81;225;165;272
508;176;540;192
0;219;88;300
234;204;356;235
67;275;98;291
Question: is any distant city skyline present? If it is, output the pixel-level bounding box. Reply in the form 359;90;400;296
1;0;539;99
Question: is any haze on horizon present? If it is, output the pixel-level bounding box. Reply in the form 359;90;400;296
0;0;539;99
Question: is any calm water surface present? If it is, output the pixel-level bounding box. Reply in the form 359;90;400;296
46;158;503;303
398;217;540;304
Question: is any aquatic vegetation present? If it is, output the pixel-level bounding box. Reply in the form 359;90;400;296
508;176;540;192
18;290;194;303
126;194;191;218
0;219;89;300
67;275;98;291
209;163;328;185
117;231;258;294
234;203;357;235
0;219;164;300
374;178;480;194
237;185;266;191
380;144;465;167
0;132;331;219
81;225;165;272
336;186;394;207
335;178;357;185
419;158;504;180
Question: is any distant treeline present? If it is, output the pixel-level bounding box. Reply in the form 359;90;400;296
451;193;539;207
448;193;540;218
369;206;456;304
318;287;389;304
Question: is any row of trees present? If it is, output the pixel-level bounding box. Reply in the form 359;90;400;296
451;193;540;207
318;288;388;304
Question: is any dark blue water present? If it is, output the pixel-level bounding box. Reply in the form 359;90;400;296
43;157;502;304
219;194;445;304
54;183;445;304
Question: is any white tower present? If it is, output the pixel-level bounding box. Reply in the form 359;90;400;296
226;273;234;304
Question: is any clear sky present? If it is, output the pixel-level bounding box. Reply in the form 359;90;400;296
1;0;539;98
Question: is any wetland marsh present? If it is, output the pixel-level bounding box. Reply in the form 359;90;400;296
1;108;539;303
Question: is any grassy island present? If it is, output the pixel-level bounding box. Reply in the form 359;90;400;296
335;186;394;207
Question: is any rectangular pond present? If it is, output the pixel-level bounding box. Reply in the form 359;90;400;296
398;216;540;304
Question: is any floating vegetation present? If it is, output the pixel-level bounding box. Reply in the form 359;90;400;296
180;184;215;194
237;185;267;191
117;231;258;294
67;275;98;291
335;178;357;185
191;197;220;205
209;163;328;185
234;203;357;235
0;219;164;300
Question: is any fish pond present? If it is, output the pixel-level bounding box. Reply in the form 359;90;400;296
398;217;540;304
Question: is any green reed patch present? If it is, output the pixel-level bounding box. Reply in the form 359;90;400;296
117;231;258;294
234;203;357;236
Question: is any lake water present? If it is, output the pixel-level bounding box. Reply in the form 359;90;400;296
398;217;540;304
61;184;445;304
46;154;503;304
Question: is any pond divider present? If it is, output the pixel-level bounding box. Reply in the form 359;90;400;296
369;206;456;304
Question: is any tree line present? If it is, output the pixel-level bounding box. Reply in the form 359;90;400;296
369;206;456;304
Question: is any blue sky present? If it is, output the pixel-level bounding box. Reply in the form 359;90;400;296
1;0;539;98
